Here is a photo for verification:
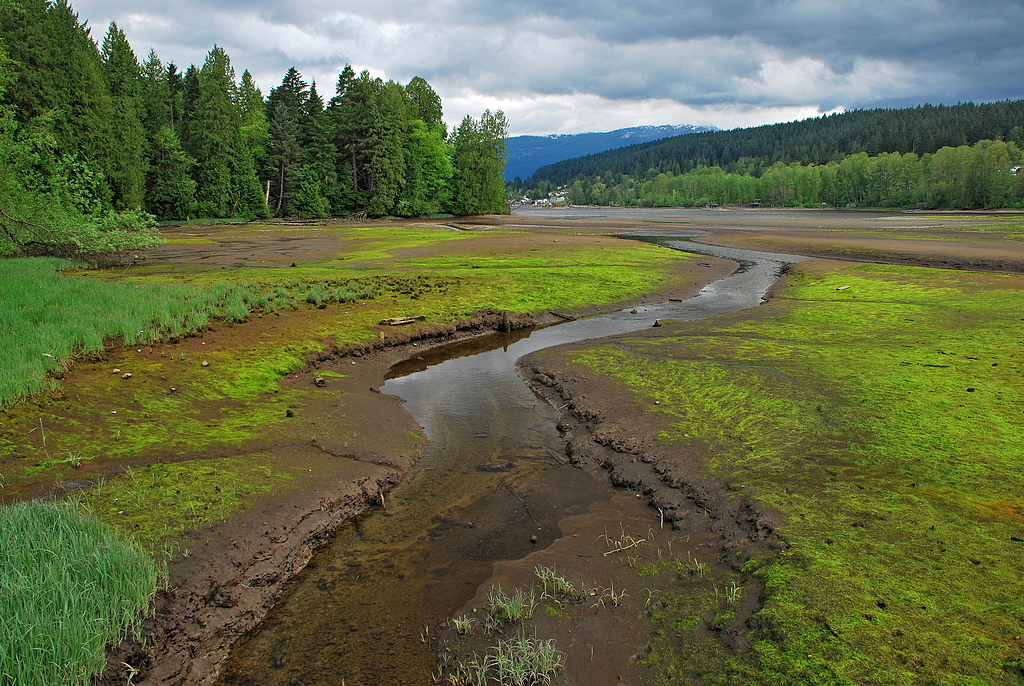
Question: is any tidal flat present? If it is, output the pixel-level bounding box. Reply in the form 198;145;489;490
3;208;1023;685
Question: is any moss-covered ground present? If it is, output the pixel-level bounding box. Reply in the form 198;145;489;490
563;262;1024;684
0;223;695;542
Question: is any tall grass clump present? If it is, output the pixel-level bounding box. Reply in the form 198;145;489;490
0;499;161;686
0;258;305;406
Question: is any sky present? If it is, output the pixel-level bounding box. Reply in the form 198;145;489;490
72;0;1024;136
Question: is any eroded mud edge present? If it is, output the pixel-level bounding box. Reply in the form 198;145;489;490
519;357;786;652
93;310;549;686
93;262;731;686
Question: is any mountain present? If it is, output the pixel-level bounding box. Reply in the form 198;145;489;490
504;124;716;181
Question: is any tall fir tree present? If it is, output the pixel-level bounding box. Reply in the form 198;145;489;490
237;70;269;209
365;79;408;215
100;22;146;209
0;0;118;209
145;125;197;219
188;46;266;218
292;82;334;218
265;67;308;215
405;76;444;132
450;109;509;215
139;50;169;131
328;66;374;213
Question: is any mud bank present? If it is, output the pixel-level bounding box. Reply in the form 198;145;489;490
93;310;542;686
522;359;783;568
90;259;732;686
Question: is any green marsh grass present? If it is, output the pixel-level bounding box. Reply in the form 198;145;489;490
0;256;398;406
0;500;160;686
567;263;1024;683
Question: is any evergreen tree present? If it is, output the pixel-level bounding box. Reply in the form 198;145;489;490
139;50;169;132
188;46;265;218
450;110;509;214
292;82;335;218
328;66;375;214
398;119;452;216
100;22;146;209
238;70;269;209
366;79;408;215
266;67;308;215
266;98;301;215
178;65;200;153
145;125;197;219
405;76;444;131
0;0;118;208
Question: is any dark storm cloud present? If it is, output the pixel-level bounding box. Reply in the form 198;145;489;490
70;0;1024;134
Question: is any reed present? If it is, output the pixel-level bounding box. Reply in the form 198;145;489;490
0;500;161;686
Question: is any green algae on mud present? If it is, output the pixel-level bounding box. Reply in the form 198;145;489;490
1;224;698;550
560;262;1024;684
80;456;294;554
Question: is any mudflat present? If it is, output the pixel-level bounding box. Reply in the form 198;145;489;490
5;208;1022;684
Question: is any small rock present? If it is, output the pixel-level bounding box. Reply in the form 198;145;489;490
201;360;209;367
530;535;538;544
314;377;327;387
121;373;132;379
285;409;294;418
113;368;121;373
631;309;638;314
652;319;663;327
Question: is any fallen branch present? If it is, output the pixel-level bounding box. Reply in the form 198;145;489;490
602;537;648;556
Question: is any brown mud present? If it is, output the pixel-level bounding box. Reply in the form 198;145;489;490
28;217;720;686
6;209;1020;685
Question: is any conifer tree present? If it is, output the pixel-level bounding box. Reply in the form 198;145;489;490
145;125;197;219
365;79;408;215
238;70;269;208
405;76;444;131
450;110;509;215
292;82;334;218
266;67;308;215
328;66;374;213
100;22;146;209
139;50;171;134
188;46;265;218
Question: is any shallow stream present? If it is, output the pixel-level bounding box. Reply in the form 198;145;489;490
218;233;807;685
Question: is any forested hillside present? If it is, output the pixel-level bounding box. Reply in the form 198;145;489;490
520;102;1024;210
528;102;1024;183
0;0;508;258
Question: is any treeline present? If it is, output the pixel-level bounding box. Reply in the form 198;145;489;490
561;141;1024;210
522;100;1024;195
559;140;1024;210
0;0;507;258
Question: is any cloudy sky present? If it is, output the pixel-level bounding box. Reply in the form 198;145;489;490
72;0;1024;136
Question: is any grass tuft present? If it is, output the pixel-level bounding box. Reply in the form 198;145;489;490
0;500;161;686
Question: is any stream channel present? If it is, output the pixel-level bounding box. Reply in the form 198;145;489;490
219;235;808;685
